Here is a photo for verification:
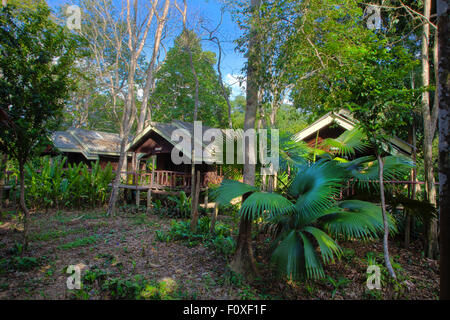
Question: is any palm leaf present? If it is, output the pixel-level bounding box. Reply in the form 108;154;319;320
239;191;295;220
299;232;325;279
303;226;342;264
345;155;413;189
270;230;306;280
214;179;258;205
290;160;343;219
320;200;396;240
321;127;370;157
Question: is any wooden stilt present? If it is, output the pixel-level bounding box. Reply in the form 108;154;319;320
204;187;209;212
146;155;156;214
136;190;140;210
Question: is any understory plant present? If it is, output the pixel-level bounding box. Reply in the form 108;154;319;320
216;154;412;280
21;156;114;209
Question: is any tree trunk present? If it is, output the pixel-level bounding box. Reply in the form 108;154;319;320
405;122;417;248
377;154;396;279
19;161;29;252
422;0;439;259
0;153;6;209
187;36;201;233
229;0;261;277
136;0;170;133
210;202;219;234
438;0;450;300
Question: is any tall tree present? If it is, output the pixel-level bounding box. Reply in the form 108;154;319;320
229;0;261;276
152;31;229;127
421;0;439;259
0;4;78;249
105;0;171;216
438;0;450;300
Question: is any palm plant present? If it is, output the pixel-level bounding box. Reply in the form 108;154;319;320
216;159;399;280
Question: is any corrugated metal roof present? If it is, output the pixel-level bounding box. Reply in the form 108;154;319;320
127;121;226;161
68;128;123;154
51;128;129;160
52;131;83;151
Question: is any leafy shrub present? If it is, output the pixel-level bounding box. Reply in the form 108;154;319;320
102;275;148;299
0;256;40;273
21;156;114;209
141;277;177;300
156;217;236;257
167;191;191;218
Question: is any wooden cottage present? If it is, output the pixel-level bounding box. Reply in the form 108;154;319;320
125;120;224;193
292;111;413;157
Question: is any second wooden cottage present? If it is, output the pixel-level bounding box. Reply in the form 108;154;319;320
125;120;224;194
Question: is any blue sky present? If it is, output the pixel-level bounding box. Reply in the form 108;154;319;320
46;0;247;97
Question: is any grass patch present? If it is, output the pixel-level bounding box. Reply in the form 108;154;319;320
58;235;99;250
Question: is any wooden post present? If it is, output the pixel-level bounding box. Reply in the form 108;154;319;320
132;152;137;185
204;187;209;212
192;170;201;218
210;202;219;234
146;155;156;213
136;189;140;210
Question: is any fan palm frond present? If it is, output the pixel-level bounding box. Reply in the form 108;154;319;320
213;179;258;205
239;191;295;220
299;232;325;279
320;200;396;240
303;226;342;264
389;194;437;223
290;160;343;219
345;155;413;189
271;230;306;280
321;127;370;157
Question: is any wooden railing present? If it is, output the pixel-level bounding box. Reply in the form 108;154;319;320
2;171;17;185
119;170;223;190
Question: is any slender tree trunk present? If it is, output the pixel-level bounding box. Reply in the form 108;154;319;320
405;122;417;248
136;0;170;133
0;153;6;209
19;161;29;252
422;0;439;259
229;0;261;277
438;0;450;300
187;34;200;233
377;154;396;279
210;202;219;234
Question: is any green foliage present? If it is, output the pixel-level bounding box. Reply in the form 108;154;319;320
152;30;228;127
0;4;80;167
322;275;351;298
156;217;236;257
102;275;148;299
141;277;177;300
167;191;191;218
21;156;114;209
0;256;40;273
58;235;99;250
217;156;403;280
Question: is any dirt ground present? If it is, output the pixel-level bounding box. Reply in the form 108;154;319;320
0;208;440;300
